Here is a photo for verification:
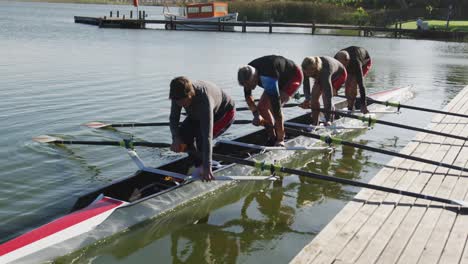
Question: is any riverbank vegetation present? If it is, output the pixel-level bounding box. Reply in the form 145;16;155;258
228;1;468;27
398;20;468;32
14;0;468;28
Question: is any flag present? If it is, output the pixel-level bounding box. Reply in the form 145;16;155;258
133;0;138;7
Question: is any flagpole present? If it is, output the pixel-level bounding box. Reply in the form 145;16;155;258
133;0;139;19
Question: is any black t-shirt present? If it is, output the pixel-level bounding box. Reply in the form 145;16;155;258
244;55;297;97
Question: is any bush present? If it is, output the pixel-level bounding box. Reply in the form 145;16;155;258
229;1;356;24
352;7;370;25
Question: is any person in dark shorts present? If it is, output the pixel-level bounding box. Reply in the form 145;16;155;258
300;56;347;126
237;55;303;146
169;76;235;181
334;46;372;114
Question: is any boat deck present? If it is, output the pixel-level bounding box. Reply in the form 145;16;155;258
291;85;468;264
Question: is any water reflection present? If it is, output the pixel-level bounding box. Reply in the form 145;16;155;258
294;144;368;207
54;176;312;263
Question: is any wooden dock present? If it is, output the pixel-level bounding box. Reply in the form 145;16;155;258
73;16;468;40
291;85;468;264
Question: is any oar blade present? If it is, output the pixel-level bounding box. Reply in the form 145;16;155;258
213;175;279;181
33;135;62;143
82;121;110;129
452;200;468;208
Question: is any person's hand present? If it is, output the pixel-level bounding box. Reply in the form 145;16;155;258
252;115;264;126
299;100;311;109
200;166;215;182
170;138;186;153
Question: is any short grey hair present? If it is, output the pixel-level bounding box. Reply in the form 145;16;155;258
237;65;256;85
334;50;350;62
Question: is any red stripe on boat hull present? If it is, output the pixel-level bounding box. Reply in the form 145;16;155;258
0;197;123;257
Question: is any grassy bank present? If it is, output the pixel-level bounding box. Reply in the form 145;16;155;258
398;20;468;32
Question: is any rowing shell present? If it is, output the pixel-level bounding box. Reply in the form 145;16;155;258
0;86;410;263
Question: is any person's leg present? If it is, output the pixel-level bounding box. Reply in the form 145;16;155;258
362;59;372;77
282;65;304;103
257;92;276;144
179;118;202;167
213;109;236;138
332;69;347;96
257;92;274;126
345;76;358;111
310;82;322;126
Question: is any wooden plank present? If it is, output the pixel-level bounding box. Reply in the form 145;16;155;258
374;176;441;264
353;171;431;264
291;141;425;264
397;176;458;263
291;167;400;263
399;116;461;263
294;117;451;263
431;85;468;124
372;124;459;264
311;142;441;263
335;168;421;262
375;95;468;264
358;132;454;263
368;88;468;264
292;86;468;264
430;123;468;264
435;177;468;264
291;137;427;264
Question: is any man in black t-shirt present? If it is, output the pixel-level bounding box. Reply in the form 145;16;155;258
334;46;372;114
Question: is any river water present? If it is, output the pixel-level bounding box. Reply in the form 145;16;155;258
1;1;468;263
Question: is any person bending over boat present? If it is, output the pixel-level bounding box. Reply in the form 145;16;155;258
237;55;303;146
169;77;235;181
334;46;372;114
300;56;347;126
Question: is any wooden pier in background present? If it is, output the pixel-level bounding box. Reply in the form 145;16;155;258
74;16;468;40
291;85;468;264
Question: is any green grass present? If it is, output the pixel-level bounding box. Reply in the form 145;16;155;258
398;20;468;32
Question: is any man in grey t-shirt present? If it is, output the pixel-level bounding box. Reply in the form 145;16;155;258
169;76;235;181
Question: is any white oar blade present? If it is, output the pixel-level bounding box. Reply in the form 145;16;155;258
285;121;366;131
33;135;62;143
213;175;278;181
452;200;468;207
263;146;331;151
83;121;110;129
331;125;368;130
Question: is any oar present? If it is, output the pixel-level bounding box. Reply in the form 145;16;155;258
126;149;277;182
213;154;467;207
216;139;332;151
33;135;171;148
284;121;368;131
235;103;300;112
284;127;468;174
336;95;468;119
84;119;252;129
330;109;468;141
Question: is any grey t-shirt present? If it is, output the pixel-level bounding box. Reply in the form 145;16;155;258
170;80;234;169
303;56;345;121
